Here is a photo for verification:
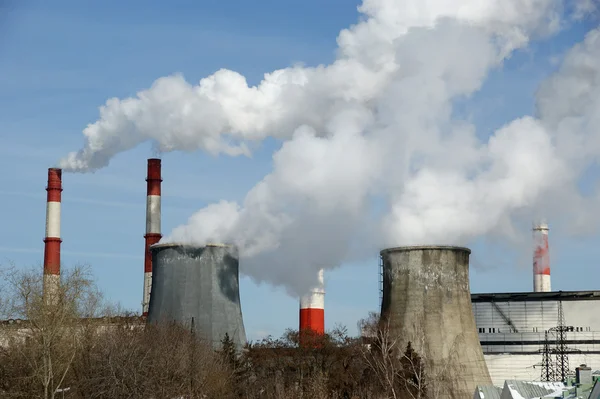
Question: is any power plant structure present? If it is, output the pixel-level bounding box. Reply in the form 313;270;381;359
33;160;248;353
142;158;162;316
533;222;551;292
141;159;246;350
299;268;325;343
471;223;600;385
43;168;62;303
472;290;600;385
379;246;492;398
22;159;600;390
147;243;247;351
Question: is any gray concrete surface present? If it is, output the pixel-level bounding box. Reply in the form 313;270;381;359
380;246;492;399
148;243;247;351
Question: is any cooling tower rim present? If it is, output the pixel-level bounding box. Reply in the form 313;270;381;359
380;245;471;255
150;242;236;250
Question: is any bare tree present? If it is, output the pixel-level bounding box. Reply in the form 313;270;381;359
358;312;405;399
239;325;378;399
400;340;428;399
0;265;9;319
1;264;106;399
4;262;474;399
70;320;233;399
358;312;464;399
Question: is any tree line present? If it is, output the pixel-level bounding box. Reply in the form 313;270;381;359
0;265;447;399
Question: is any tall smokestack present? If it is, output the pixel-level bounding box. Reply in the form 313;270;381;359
533;222;551;292
43;168;62;301
143;159;162;316
299;268;325;344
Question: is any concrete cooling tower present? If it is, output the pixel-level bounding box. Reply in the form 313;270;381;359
147;243;247;351
379;246;491;399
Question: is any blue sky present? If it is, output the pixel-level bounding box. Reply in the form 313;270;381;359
0;1;598;340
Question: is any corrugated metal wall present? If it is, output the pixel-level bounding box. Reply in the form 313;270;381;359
472;300;600;333
473;301;559;333
472;297;600;385
478;331;600;353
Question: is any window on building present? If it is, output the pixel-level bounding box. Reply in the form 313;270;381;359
492;328;496;333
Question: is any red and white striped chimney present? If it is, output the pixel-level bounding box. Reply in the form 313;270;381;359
299;268;325;342
43;168;62;301
533;222;551;292
143;158;162;316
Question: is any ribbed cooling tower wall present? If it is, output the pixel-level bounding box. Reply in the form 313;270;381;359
380;246;491;399
148;243;247;351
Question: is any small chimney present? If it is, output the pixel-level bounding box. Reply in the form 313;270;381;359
533;222;551;292
576;364;592;385
299;269;325;345
143;159;162;316
43;168;62;302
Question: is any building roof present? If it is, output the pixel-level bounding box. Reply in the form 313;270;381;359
471;291;600;303
501;380;566;399
473;385;502;399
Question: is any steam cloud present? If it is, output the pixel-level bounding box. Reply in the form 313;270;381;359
60;0;600;295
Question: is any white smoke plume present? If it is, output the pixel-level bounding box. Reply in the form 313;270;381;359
534;27;600;234
60;0;599;295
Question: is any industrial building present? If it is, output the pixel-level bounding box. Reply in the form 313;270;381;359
6;158;599;395
472;291;600;386
375;223;600;388
23;159;323;352
473;365;600;398
139;160;247;350
470;224;600;386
